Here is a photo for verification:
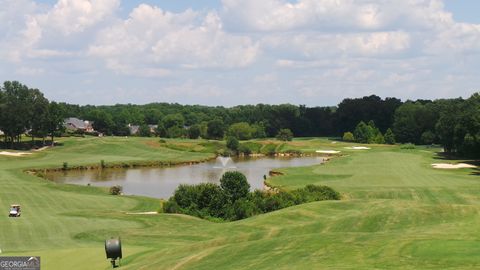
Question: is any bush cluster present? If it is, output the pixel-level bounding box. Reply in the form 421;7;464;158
109;185;123;195
163;171;340;221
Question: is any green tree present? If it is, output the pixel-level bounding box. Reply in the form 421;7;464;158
220;171;250;202
166;126;186;138
353;121;374;143
384;128;396;145
207;119;224;139
89;110;114;135
374;133;385;144
226;122;254;140
0;81;34;146
187;125;201;139
343;132;355;142
251;122;267;138
420;131;435;145
276;128;293;141
162;113;185;129
29;89;49;144
226;136;239;151
45;102;66;146
138;124;151;137
155;122;167;137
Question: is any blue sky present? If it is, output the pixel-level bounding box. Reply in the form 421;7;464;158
444;1;480;23
1;0;480;106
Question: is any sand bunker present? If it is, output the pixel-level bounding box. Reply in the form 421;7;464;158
0;151;32;157
344;146;371;150
126;211;158;215
316;150;341;154
431;163;476;169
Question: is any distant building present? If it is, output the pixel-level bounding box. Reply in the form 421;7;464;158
148;125;158;133
128;124;140;135
64;117;95;133
128;124;158;135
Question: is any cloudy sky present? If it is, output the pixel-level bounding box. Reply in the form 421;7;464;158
1;0;479;106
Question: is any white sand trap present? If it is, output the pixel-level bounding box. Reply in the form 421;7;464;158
0;151;32;157
431;163;476;169
345;146;371;150
126;211;158;215
316;150;341;154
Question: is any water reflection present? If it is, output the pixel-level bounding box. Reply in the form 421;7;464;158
45;156;323;199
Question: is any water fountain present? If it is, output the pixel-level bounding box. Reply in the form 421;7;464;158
214;156;236;169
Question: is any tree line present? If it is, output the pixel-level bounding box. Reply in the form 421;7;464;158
0;81;64;148
1;81;479;157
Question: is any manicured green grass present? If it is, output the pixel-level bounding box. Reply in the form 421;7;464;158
1;137;480;269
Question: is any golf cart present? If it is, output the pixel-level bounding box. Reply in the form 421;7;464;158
9;204;21;217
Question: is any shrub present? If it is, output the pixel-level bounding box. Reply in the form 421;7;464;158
400;143;416;149
240;142;262;153
230;198;258;220
100;160;106;169
109;185;123;195
163;200;181;213
237;144;252;155
220;171;250;202
163;176;340;222
226;136;239;151
62;162;68;170
173;184;201;209
343;132;355;142
276;128;293;141
260;144;277;156
303;185;340;200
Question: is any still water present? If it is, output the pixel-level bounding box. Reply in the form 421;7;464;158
46;156;323;199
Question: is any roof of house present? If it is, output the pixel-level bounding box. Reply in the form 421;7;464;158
64;117;89;129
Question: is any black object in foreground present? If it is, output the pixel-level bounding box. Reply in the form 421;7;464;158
105;238;122;268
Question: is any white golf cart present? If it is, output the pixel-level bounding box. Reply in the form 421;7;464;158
9;204;21;217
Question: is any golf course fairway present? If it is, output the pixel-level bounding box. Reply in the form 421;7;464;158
1;137;479;269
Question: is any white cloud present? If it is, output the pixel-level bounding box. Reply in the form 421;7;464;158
0;0;479;105
221;0;454;32
3;0;119;63
89;4;259;75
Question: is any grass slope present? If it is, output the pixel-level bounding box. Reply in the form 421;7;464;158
1;137;480;269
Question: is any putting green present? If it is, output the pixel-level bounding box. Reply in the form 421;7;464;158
1;137;479;269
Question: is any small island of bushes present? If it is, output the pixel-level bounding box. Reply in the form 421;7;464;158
163;171;340;221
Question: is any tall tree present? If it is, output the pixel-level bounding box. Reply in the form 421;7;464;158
45;102;66;146
0;81;32;147
29;89;49;144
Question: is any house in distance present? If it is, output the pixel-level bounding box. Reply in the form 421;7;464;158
64;117;95;133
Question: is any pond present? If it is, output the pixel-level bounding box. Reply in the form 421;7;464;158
45;156;324;199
